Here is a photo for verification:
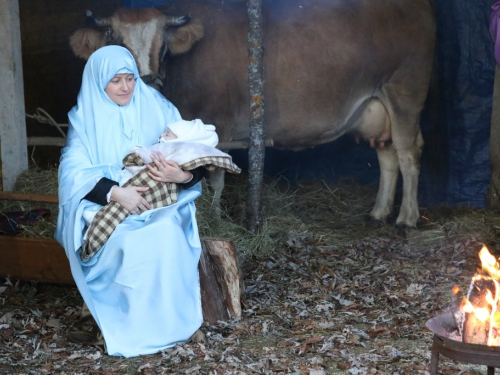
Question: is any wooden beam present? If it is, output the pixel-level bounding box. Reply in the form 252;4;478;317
26;136;275;150
0;191;58;204
0;0;28;191
0;237;73;285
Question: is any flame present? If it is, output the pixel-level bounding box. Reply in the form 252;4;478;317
460;297;490;322
452;285;461;295
457;245;500;346
479;245;500;278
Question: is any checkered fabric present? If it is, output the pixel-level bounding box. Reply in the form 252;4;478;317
81;154;241;261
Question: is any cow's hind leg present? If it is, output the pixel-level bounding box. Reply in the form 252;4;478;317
394;129;424;227
381;63;428;227
371;144;399;222
381;93;425;227
207;169;225;217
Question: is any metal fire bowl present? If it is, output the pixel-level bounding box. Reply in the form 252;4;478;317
426;312;500;369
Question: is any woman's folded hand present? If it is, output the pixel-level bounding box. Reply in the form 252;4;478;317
147;152;193;184
110;186;151;215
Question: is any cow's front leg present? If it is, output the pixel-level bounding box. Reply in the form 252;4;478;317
207;169;225;218
395;130;424;227
371;144;399;222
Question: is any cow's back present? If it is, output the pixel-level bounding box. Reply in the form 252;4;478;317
163;0;435;149
161;0;249;143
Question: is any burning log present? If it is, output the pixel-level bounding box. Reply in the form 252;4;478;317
456;245;500;346
462;277;496;344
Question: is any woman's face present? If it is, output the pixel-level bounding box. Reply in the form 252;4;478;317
105;74;135;106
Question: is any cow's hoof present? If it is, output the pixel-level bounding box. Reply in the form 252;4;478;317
365;213;385;224
366;213;397;227
394;223;418;238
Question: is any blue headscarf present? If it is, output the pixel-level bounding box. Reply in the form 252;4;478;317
67;45;179;166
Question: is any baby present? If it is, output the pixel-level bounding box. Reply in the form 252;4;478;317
119;119;220;186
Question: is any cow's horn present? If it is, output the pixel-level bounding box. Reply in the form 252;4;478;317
165;15;191;27
86;10;112;27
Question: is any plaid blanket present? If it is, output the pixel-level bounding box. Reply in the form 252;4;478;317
81;154;241;261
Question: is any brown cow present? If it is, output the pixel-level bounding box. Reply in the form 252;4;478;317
71;0;436;228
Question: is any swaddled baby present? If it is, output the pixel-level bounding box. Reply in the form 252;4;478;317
83;119;225;228
119;119;220;185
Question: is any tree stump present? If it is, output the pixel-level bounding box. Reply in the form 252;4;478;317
199;238;246;325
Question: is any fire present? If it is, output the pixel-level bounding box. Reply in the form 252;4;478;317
479;245;500;277
458;245;500;346
460;298;490;322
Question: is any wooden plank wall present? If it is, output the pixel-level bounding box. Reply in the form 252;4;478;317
19;0;121;166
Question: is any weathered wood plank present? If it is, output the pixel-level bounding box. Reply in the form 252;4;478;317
26;137;275;150
0;236;72;284
0;191;58;204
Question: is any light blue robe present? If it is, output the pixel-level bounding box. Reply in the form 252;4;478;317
55;46;203;357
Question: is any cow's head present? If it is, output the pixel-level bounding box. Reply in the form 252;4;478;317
70;8;203;88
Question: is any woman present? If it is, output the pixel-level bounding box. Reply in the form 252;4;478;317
55;45;204;357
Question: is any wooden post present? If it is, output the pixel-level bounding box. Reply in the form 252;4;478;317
246;0;265;233
487;64;500;208
0;0;28;191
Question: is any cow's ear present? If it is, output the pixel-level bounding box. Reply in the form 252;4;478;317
166;19;204;55
70;28;107;60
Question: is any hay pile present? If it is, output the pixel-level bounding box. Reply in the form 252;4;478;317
0;167;58;238
2;168;500;259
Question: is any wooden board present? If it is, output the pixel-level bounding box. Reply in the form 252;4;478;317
0;191;58;204
0;236;73;284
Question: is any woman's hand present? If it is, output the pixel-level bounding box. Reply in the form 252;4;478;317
147;152;193;183
110;186;151;215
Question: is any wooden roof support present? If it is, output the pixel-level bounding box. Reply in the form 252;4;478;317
488;64;500;208
0;0;28;191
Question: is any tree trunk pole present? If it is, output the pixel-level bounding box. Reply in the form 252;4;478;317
246;0;265;233
487;64;500;209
